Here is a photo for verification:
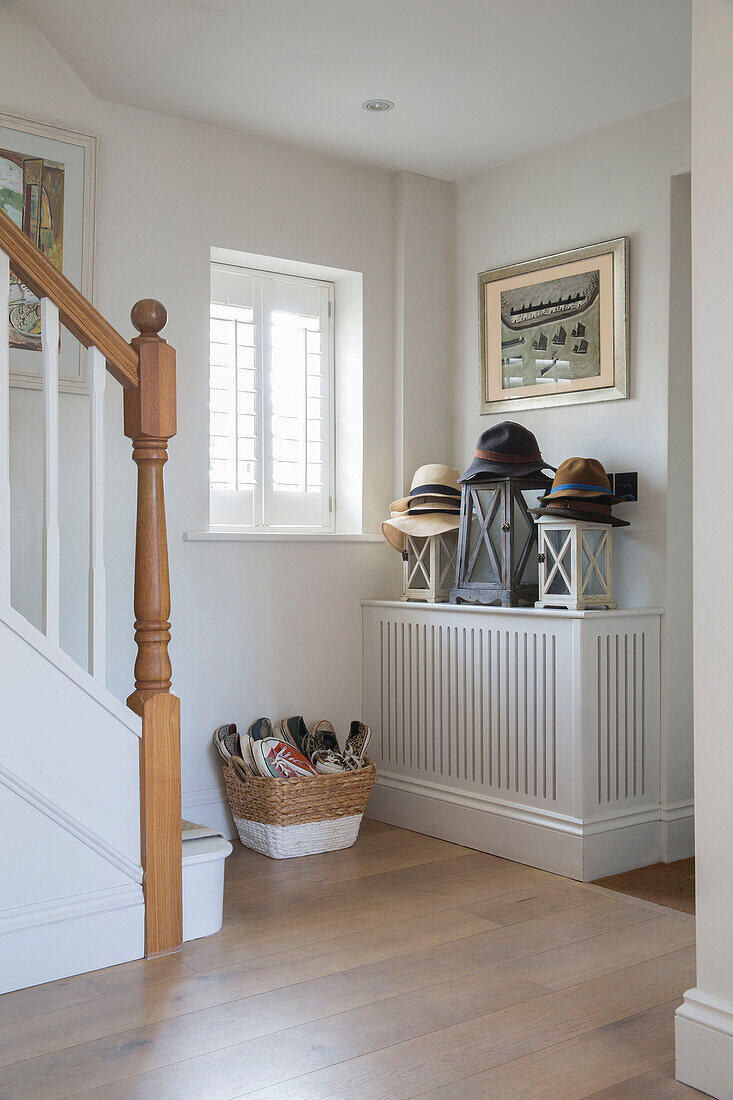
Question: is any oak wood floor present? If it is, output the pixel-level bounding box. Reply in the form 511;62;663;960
0;821;705;1099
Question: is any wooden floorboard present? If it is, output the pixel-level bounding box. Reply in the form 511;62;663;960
583;1060;707;1098
0;821;697;1099
593;859;696;916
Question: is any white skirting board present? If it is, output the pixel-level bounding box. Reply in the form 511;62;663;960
367;772;662;881
676;988;733;1099
0;884;144;995
362;601;664;881
182;785;236;841
662;800;695;862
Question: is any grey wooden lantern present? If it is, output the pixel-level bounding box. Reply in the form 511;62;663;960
450;475;550;607
401;531;458;603
535;515;616;610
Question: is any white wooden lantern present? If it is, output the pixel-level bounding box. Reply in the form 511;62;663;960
401;532;458;603
535;516;616;610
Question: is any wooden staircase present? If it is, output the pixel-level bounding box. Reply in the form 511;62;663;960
0;206;182;969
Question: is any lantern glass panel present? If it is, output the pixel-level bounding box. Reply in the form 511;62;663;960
438;535;456;589
582;529;607;596
407;537;430;590
514;486;546;584
546;527;572;595
466;487;502;584
511;503;531;573
411;565;429;591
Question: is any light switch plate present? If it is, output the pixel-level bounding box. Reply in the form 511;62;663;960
612;472;638;502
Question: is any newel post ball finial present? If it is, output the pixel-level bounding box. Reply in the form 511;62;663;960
131;299;167;337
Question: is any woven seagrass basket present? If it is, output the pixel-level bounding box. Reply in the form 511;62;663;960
222;759;377;859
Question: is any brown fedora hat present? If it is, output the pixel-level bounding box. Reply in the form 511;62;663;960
538;457;625;506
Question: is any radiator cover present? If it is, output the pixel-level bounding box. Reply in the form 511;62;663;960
362;601;662;881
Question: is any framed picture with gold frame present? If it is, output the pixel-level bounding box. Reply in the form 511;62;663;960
0;109;98;393
478;237;628;414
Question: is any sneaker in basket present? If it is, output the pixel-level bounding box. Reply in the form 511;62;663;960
248;717;273;741
303;719;340;764
231;754;254;781
212;723;239;762
312;748;348;774
278;716;309;755
252;738;319;779
239;732;258;775
343;721;372;770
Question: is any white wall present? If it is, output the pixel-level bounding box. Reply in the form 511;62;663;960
1;4;419;827
453;99;692;848
0;7;693;853
676;1;733;1094
394;171;455;494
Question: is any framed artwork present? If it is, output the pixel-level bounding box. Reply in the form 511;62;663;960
478;237;628;414
0;109;98;393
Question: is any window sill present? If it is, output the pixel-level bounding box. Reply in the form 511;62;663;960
183;529;385;544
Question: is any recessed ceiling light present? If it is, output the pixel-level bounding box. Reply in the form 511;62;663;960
362;99;394;113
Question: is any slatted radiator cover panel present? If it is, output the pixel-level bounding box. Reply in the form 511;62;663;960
363;604;578;818
583;618;661;821
363;604;662;825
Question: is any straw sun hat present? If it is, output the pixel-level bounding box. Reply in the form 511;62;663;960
381;464;461;552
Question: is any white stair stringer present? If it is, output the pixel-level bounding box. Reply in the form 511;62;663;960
0;763;143;883
0;782;144;993
0;598;146;993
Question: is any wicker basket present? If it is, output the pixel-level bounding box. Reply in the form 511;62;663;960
222;759;376;859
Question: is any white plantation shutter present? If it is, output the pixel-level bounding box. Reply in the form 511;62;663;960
209;264;334;529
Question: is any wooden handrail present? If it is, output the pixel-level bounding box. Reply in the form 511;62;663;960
0;207;138;389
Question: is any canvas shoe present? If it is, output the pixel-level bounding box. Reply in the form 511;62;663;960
278;716;309;755
231;754;254;782
303;719;340;764
239;732;258;776
312;748;348;774
248;717;273;741
343;721;372;770
212;723;239;762
252;738;319;779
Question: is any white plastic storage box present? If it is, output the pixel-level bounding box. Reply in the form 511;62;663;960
182;831;233;942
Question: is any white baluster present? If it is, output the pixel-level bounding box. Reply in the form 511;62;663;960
0;251;9;603
88;346;106;681
41;297;60;644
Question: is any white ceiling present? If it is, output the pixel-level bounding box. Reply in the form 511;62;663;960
19;0;691;181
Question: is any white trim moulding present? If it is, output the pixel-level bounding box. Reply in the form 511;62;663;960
661;798;695;822
0;598;140;736
0;762;143;883
184;530;385;543
0;882;143;936
375;771;661;838
361;599;665;619
676;987;733;1097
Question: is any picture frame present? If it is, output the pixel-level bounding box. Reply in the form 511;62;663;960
0;109;98;393
478;237;628;414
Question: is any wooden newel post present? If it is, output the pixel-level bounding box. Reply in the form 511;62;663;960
124;298;182;958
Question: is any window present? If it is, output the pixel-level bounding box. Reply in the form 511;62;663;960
209;264;334;530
